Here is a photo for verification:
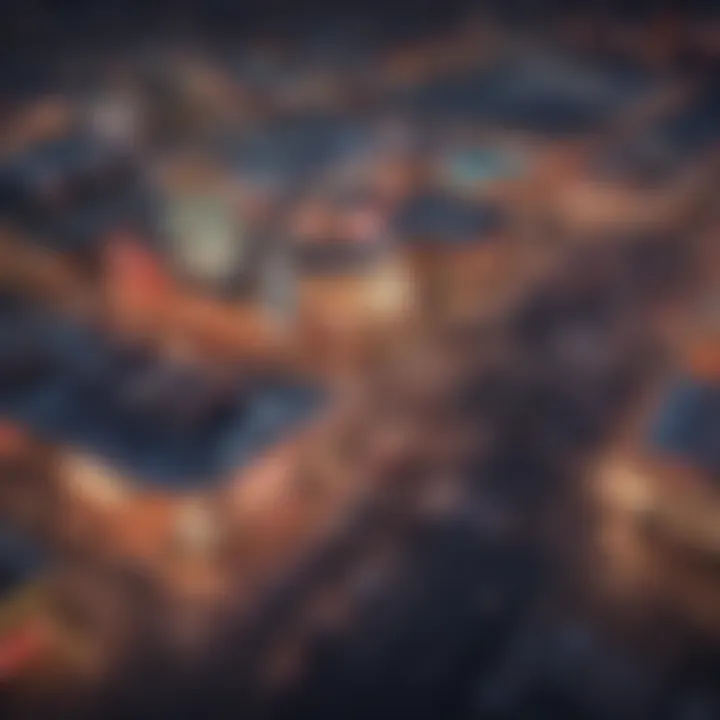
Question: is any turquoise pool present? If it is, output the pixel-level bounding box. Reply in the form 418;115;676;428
444;147;525;190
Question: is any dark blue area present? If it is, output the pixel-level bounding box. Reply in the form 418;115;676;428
1;134;120;187
0;134;157;252
397;54;654;134
582;51;659;102
590;84;720;185
0;525;45;600
0;308;323;489
655;87;720;157
393;192;506;244
217;112;373;187
648;376;720;477
444;147;525;188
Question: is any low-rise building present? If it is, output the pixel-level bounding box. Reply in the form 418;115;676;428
392;190;512;324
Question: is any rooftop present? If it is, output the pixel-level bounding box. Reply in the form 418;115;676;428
396;51;659;134
393;191;506;244
647;375;720;478
0;308;322;489
0;132;157;252
216;112;375;188
654;86;720;157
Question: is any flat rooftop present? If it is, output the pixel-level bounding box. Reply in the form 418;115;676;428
0;132;157;252
393;191;507;244
0;306;323;490
395;50;661;134
647;375;720;478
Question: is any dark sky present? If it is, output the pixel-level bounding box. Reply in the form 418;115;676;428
0;0;715;73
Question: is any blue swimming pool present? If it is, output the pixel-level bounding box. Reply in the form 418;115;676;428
444;147;525;190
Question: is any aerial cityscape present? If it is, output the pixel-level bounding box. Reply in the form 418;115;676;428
0;1;718;718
